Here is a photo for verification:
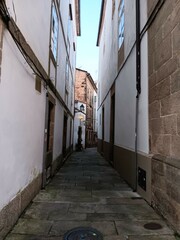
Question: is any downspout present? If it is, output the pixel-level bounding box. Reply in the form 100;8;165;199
135;0;141;191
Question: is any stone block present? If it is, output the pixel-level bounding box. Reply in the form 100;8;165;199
21;174;42;212
150;118;163;135
128;235;176;240
149;85;158;104
155;0;173;34
150;115;177;135
157;57;178;83
149;72;157;89
154;34;172;70
0;194;21;239
165;164;180;185
161;91;180;116
171;69;180;94
149;101;160;119
152;159;165;176
69;203;96;213
148;0;159;17
163;2;180;38
50;221;116;236
155;27;163;49
115;219;173;236
12;219;53;235
166;181;180;204
162;115;177;135
177;115;180;135
6;234;63;240
156;77;170;100
171;135;180;158
23;202;69;220
49;212;87;221
148;52;154;76
173;24;180;54
152;172;166;191
151;134;171;156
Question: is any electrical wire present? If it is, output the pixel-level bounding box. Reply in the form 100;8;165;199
0;0;47;82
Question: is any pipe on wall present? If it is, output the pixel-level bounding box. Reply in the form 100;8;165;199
134;0;141;192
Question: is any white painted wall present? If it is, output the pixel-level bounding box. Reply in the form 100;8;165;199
0;0;79;212
6;0;51;72
124;1;136;58
138;33;149;153
98;0;149;154
98;0;118;103
53;102;64;160
104;93;111;143
115;48;136;150
0;32;46;210
97;108;102;140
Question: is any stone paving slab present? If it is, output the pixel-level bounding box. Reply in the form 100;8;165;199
127;235;177;240
5;148;176;240
115;220;173;235
6;235;63;240
23;202;69;220
11;219;53;235
49;221;117;236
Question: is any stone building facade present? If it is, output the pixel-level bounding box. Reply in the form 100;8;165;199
148;0;180;232
74;68;98;148
0;0;80;238
97;0;180;233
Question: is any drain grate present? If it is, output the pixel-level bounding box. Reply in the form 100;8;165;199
63;227;103;240
144;222;163;230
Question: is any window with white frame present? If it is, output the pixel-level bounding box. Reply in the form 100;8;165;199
65;57;70;91
51;3;59;60
118;0;124;49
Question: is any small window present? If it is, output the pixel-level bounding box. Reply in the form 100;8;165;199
51;3;59;60
112;0;115;19
118;0;124;49
65;58;69;81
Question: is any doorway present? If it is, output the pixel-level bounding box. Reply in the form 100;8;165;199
62;113;68;157
45;97;55;184
101;106;105;154
110;93;115;165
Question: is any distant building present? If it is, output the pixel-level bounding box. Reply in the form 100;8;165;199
74;68;98;149
97;0;180;233
0;0;80;238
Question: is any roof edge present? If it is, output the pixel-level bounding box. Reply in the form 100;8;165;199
75;0;81;36
96;0;106;46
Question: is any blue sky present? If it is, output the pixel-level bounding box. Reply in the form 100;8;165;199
76;0;102;82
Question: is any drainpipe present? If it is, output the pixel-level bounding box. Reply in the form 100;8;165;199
134;0;141;192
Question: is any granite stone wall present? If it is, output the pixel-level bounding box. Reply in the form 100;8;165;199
148;0;180;233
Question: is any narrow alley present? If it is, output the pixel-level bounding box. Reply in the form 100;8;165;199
5;149;176;240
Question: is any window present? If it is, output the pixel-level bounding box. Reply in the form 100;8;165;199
118;0;124;49
67;4;72;54
65;57;70;92
112;0;115;19
35;75;41;93
51;3;59;60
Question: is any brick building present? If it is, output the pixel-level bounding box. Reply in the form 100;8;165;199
74;68;98;148
97;0;180;233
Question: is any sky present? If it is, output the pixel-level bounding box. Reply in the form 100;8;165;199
76;0;102;82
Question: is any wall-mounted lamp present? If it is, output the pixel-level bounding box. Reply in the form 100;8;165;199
80;104;85;112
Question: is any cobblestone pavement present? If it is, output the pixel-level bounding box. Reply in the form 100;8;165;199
5;148;177;240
